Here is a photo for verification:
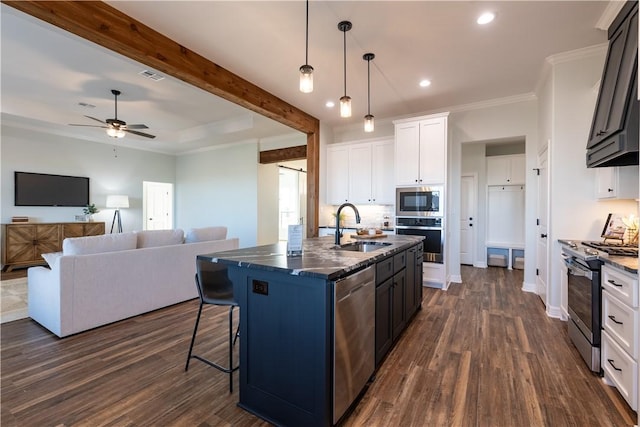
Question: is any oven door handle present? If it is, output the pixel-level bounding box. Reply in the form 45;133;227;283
566;261;593;280
395;225;442;230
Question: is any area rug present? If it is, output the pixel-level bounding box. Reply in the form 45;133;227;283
1;277;28;323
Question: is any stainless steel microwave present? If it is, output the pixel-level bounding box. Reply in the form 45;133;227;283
396;186;443;217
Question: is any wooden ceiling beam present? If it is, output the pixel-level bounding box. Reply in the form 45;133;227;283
3;1;319;134
259;146;307;164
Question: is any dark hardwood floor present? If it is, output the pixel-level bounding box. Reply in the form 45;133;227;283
1;266;636;426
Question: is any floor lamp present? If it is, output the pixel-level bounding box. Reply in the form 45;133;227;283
106;195;129;233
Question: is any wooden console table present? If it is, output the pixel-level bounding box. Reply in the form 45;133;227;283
1;222;105;272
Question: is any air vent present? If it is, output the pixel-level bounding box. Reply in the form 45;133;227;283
78;102;96;108
139;70;165;81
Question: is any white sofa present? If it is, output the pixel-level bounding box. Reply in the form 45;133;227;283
27;227;239;338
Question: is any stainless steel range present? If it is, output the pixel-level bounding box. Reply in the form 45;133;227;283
560;240;638;373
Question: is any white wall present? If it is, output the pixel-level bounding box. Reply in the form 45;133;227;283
543;47;638;312
175;141;259;248
1;125;175;231
448;100;538;287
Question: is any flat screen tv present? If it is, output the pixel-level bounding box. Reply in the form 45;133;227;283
14;171;90;207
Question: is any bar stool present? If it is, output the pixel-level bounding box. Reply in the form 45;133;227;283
185;259;239;393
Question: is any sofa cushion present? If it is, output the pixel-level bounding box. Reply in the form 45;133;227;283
63;232;137;256
185;226;227;243
136;229;184;248
41;251;62;268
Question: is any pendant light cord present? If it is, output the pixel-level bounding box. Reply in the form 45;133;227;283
343;28;347;96
305;0;309;65
367;59;371;114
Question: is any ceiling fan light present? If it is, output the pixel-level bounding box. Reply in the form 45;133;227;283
364;114;375;133
107;127;125;138
340;96;352;118
299;64;314;93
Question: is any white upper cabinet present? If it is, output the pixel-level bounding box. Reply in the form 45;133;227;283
327;145;349;205
371;140;395;204
486;154;526;186
327;139;395;205
595;165;639;199
394;114;448;186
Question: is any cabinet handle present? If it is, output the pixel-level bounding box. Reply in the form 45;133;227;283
540;234;547;238
607;279;623;287
608;315;623;325
608;188;614;193
607;359;622;372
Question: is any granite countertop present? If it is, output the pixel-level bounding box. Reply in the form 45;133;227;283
319;225;395;232
598;255;638;274
198;235;424;281
558;239;638;275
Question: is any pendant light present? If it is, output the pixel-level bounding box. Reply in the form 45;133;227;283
338;20;352;118
363;53;375;132
299;0;313;93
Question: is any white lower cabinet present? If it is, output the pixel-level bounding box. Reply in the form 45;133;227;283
603;330;638;410
601;263;639;410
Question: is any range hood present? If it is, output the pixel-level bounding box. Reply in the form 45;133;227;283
586;1;639;168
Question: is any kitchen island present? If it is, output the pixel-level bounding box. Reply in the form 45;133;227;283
198;234;424;427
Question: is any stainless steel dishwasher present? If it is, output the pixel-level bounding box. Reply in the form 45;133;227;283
333;265;375;424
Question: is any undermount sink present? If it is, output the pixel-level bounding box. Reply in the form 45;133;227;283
333;241;392;253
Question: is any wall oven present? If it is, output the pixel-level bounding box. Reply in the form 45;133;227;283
396;186;443;217
395;217;443;263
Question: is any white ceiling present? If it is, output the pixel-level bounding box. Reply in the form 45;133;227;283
1;1;616;155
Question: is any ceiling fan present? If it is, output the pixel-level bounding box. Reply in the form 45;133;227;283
70;89;156;139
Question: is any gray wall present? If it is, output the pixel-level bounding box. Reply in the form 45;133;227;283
1;125;175;231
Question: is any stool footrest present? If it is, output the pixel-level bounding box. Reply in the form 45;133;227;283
189;355;239;374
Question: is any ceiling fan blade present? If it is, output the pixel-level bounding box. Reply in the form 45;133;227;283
69;124;108;128
125;129;156;139
84;115;107;124
125;124;149;130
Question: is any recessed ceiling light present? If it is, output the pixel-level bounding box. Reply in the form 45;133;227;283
477;12;495;25
326;101;335;108
419;79;431;88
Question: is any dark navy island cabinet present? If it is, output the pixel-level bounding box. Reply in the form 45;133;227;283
200;235;424;427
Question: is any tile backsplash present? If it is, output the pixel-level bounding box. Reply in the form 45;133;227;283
320;204;395;229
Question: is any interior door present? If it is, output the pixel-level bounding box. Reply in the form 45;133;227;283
536;147;549;306
143;181;173;230
460;174;476;265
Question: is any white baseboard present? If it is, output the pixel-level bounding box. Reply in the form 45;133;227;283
521;281;536;293
448;274;462;283
473;262;488;268
546;305;563;319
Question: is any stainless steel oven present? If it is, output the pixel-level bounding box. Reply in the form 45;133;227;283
395;217;443;263
562;250;602;373
396;186;443;217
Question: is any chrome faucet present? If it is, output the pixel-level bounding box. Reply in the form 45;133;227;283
335;203;361;245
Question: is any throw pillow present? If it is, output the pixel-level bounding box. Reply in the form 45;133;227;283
41;251;62;269
63;232;137;256
185;226;228;243
135;229;184;248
